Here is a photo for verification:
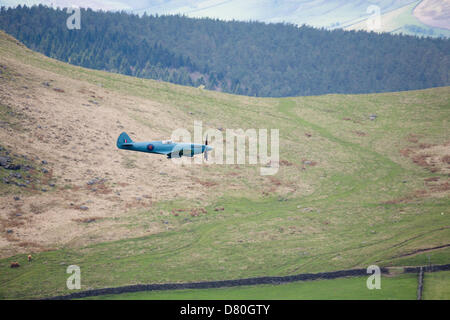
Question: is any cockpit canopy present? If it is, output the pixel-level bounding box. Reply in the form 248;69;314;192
162;140;173;144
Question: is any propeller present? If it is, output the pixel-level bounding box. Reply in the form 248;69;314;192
204;135;209;161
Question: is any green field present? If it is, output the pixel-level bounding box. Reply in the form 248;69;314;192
0;31;449;299
82;273;419;300
422;271;450;300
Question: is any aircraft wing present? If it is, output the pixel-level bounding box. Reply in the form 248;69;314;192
153;150;172;155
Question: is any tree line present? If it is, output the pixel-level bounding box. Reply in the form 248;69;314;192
1;5;448;97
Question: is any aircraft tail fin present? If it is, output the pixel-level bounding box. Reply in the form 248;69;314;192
117;132;134;149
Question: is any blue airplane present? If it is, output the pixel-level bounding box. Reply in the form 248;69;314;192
116;132;213;160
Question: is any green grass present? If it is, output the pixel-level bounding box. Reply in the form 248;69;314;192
383;247;450;267
1;196;448;299
0;31;449;299
83;273;418;300
423;271;450;300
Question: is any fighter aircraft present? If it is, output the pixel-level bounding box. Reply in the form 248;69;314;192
116;132;213;160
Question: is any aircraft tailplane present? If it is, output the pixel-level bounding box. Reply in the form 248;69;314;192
117;132;133;149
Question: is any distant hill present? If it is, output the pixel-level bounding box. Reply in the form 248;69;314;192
1;5;449;97
121;0;450;38
414;0;450;30
3;0;448;37
136;0;450;38
345;0;450;38
130;0;415;25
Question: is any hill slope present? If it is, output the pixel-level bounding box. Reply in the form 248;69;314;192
0;31;449;299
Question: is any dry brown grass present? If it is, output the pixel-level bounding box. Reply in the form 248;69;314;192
29;203;45;214
192;177;218;187
430;182;450;192
0;50;218;257
86;182;113;195
400;140;450;175
383;189;428;204
424;177;440;182
72;217;102;224
173;207;208;217
279;159;294;166
399;148;412;157
17;241;44;248
353;130;366;136
412;153;432;168
269;176;282;186
407;133;420;143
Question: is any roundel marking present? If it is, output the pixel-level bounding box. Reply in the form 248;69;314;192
147;144;154;151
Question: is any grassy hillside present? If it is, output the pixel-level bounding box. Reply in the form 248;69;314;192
0;31;448;299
